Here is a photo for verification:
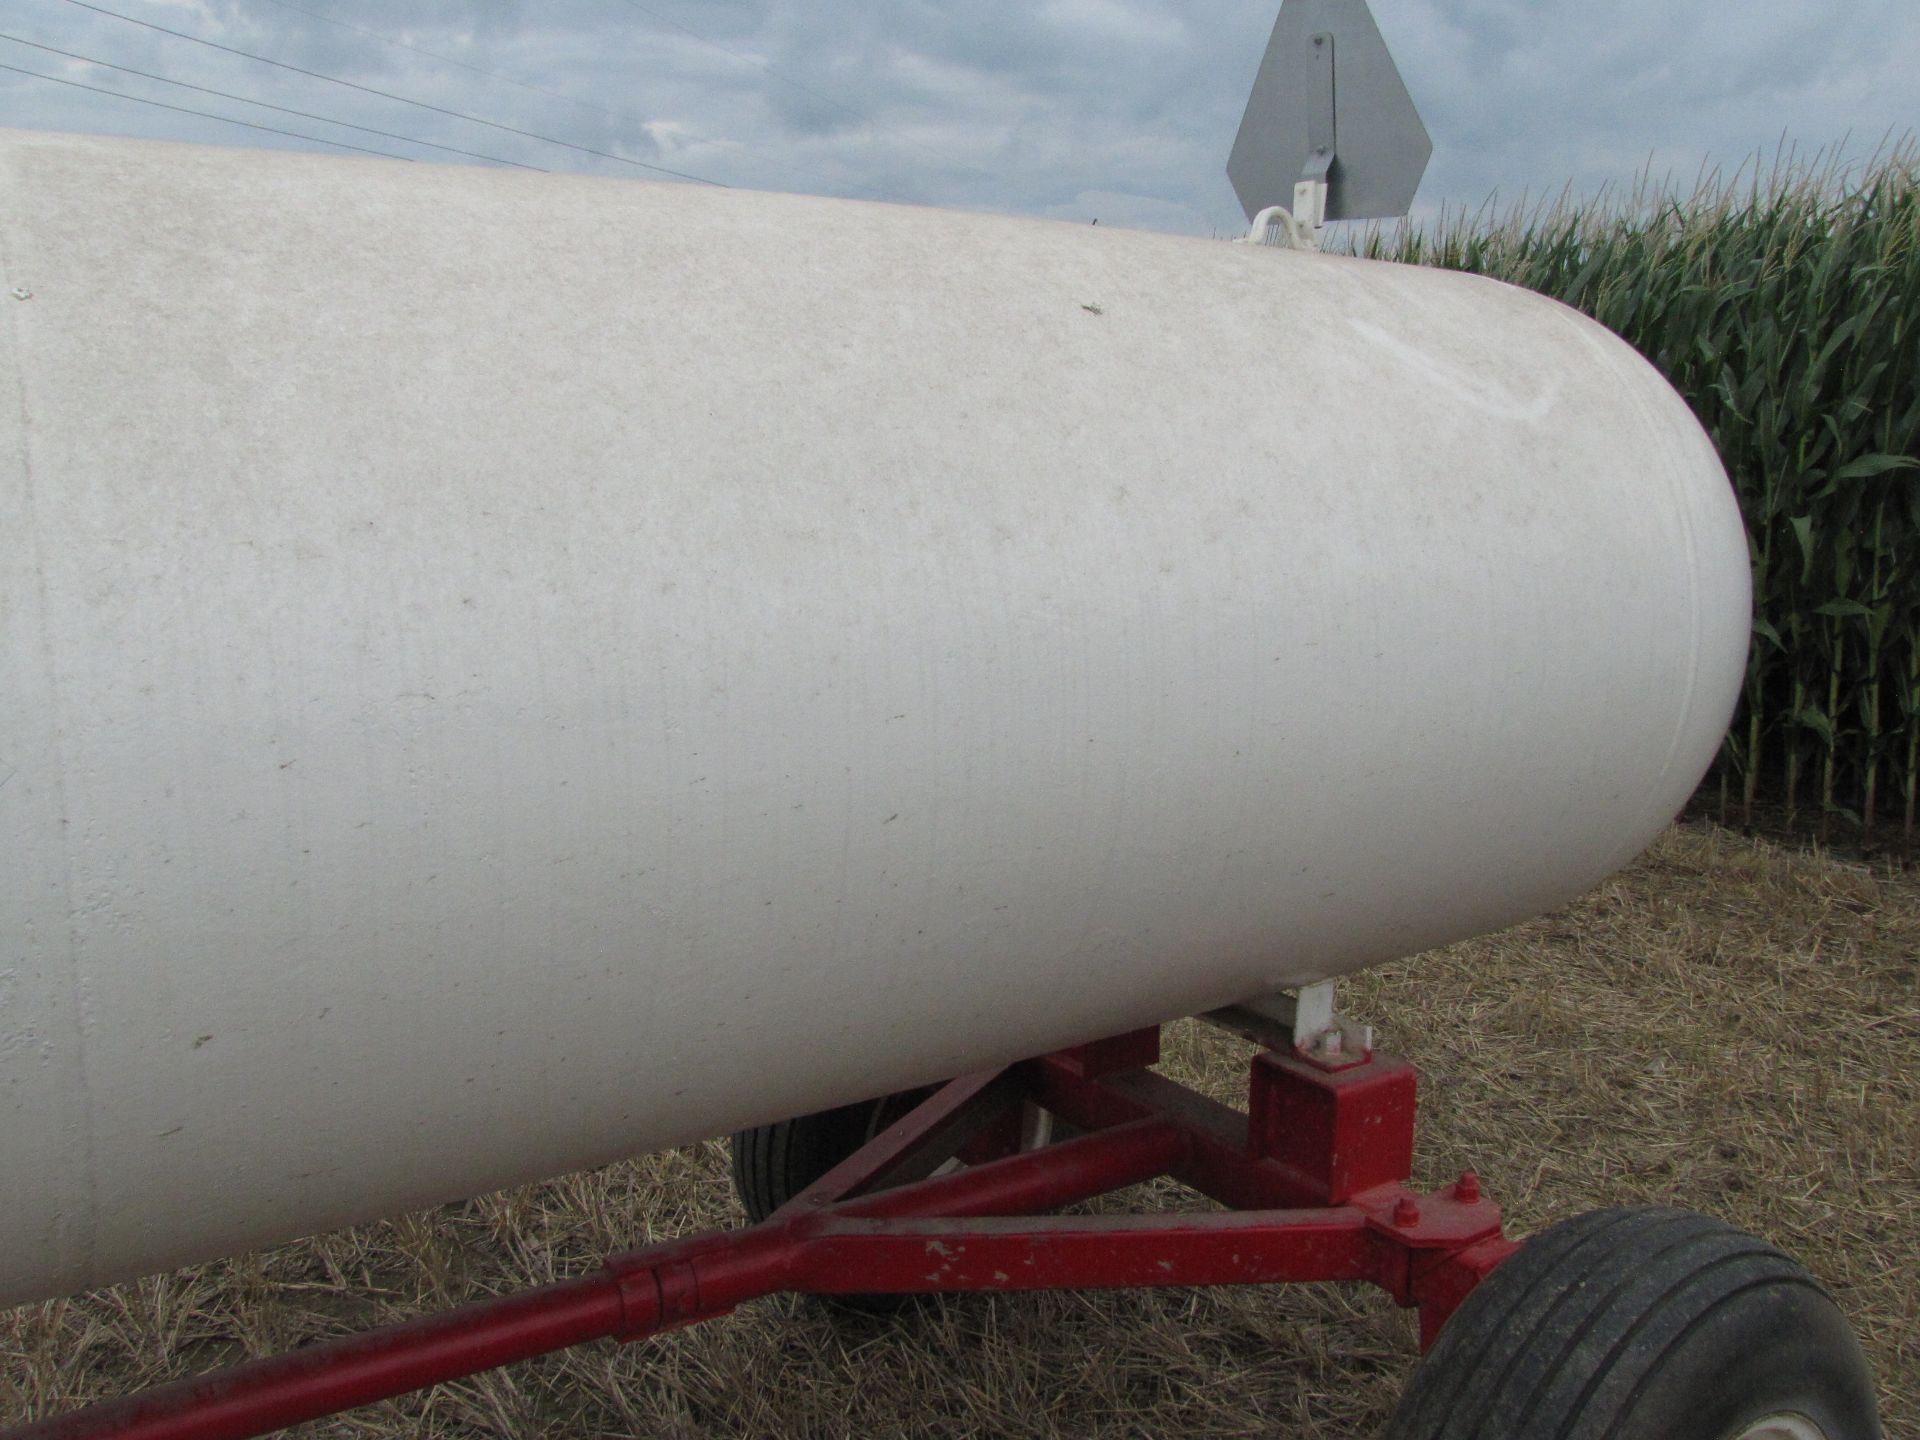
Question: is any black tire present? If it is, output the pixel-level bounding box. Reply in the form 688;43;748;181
1386;1207;1881;1440
728;1090;937;1316
727;1102;852;1224
728;1089;934;1224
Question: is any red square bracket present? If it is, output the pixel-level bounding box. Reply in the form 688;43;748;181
1248;1050;1417;1204
1054;1027;1161;1079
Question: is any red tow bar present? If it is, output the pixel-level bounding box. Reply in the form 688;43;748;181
8;1027;1515;1440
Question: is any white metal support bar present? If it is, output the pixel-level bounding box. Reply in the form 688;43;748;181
1242;31;1334;251
1201;979;1374;1071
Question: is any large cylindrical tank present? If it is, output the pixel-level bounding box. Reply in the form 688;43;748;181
0;129;1748;1308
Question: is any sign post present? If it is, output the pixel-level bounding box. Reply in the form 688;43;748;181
1227;0;1431;248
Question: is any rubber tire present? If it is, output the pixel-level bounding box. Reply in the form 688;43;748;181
729;1090;936;1316
1386;1207;1882;1440
728;1089;934;1224
728;1100;867;1225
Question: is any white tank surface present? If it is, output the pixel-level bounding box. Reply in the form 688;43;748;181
0;129;1749;1308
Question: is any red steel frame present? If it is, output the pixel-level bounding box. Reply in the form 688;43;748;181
8;1025;1517;1440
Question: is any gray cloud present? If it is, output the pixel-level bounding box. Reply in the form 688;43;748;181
0;0;1914;235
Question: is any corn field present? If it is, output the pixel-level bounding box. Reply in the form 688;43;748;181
1359;149;1920;855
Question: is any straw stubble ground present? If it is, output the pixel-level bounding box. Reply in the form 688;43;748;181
4;822;1917;1438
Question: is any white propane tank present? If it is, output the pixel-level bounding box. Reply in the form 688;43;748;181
0;130;1749;1307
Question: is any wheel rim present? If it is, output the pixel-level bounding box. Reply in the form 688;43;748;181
1729;1415;1830;1440
1018;1102;1054;1150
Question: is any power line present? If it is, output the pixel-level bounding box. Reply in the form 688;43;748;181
0;59;414;160
252;0;887;199
0;33;540;170
61;0;727;185
610;0;1004;189
252;0;666;140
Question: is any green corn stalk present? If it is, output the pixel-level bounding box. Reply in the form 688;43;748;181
1907;636;1920;861
1822;617;1844;846
1862;505;1886;842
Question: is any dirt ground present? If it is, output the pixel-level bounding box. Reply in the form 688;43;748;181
4;822;1917;1438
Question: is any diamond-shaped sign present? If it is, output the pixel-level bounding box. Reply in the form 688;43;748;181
1228;0;1432;222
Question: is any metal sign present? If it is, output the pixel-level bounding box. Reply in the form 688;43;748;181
1228;0;1431;223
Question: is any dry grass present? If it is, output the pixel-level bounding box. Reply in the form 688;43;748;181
5;822;1917;1438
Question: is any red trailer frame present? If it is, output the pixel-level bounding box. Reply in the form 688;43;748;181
7;1022;1516;1440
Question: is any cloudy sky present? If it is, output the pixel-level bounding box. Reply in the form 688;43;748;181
1;0;1915;236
